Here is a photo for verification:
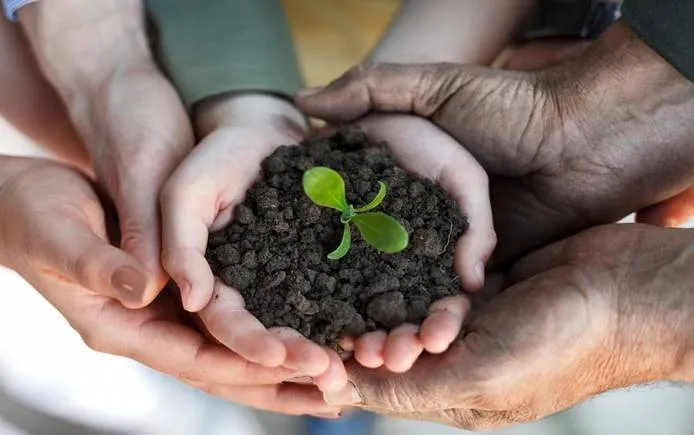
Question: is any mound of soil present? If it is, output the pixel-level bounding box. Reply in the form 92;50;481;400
205;129;468;350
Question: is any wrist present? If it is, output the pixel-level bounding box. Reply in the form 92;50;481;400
611;229;694;386
193;93;307;141
18;1;152;96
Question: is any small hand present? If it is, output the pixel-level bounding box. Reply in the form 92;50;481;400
323;224;694;430
297;22;694;266
0;157;340;417
160;94;348;392
19;1;194;300
339;114;492;373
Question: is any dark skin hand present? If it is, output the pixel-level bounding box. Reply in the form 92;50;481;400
320;224;694;430
296;21;694;267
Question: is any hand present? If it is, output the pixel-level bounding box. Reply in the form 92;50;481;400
18;0;194;301
337;114;492;373
160;93;350;392
637;187;694;227
297;21;694;265
0;156;341;417
322;224;694;430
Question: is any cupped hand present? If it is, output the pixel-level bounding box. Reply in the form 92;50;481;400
297;21;694;265
0;156;340;417
322;223;694;429
336;114;492;373
159;94;348;392
18;0;194;300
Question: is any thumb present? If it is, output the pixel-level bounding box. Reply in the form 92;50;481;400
636;187;694;227
115;186;169;303
37;205;156;309
296;63;479;123
323;347;473;413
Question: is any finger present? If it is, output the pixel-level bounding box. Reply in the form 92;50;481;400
324;346;472;410
382;324;424;373
354;331;387;368
313;347;349;393
20;168;156;308
93;300;295;386
419;296;470;354
160;129;279;311
271;327;331;377
358;115;496;290
636;187;694;227
160;186;216;312
296;63;472;123
199;281;286;368
203;383;339;416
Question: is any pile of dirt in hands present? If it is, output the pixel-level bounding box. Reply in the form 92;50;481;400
205;129;468;350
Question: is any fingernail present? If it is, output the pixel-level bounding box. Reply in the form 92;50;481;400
110;266;147;304
323;381;362;406
179;280;192;309
285;376;313;384
475;262;485;287
296;86;325;98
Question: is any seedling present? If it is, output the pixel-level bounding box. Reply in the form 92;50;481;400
302;166;409;260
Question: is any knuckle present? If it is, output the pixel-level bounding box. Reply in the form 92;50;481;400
81;329;112;354
415;63;464;116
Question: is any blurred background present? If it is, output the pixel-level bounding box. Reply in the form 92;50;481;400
1;0;694;434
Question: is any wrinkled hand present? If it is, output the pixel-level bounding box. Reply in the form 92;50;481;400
297;21;694;265
18;0;193;300
322;224;694;430
0;157;340;417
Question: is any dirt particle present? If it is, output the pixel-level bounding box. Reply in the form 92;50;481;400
205;129;468;349
367;292;408;329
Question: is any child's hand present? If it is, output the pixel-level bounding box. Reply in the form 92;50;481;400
160;94;347;394
344;114;495;373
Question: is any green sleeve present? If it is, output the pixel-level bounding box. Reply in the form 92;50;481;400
622;0;694;82
145;0;304;108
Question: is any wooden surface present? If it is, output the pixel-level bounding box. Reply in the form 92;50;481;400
282;0;398;86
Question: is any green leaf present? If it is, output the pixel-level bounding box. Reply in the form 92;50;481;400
352;212;409;254
354;181;387;213
327;223;352;260
302;167;348;211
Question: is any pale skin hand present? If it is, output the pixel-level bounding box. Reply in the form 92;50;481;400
297;21;694;267
160;93;350;396
0;157;341;417
321;224;694;430
18;0;194;302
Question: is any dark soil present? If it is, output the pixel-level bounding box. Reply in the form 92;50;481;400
205;128;468;350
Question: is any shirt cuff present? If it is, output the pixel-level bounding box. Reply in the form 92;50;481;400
622;0;694;82
2;0;38;20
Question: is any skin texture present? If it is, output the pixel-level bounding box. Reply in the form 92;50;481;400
297;21;694;267
322;224;694;430
0;157;341;416
18;0;194;301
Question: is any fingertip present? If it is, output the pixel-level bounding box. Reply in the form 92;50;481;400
383;324;423;373
272;328;331;377
241;330;288;368
163;248;215;312
314;348;348;393
419;296;469;354
354;331;386;369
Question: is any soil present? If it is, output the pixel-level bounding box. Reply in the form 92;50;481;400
205;128;468;350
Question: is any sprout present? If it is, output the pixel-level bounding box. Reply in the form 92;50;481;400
303;167;409;260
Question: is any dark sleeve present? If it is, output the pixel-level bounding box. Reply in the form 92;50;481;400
145;0;304;108
621;0;694;81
